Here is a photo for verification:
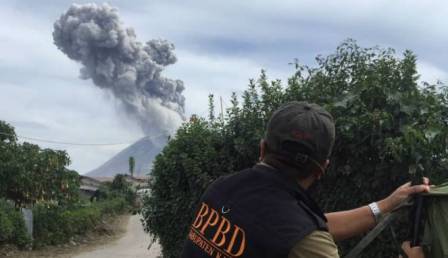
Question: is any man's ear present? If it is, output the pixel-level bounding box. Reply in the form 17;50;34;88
259;139;267;161
315;159;330;180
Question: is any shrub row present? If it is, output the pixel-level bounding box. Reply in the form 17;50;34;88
33;197;128;247
0;199;31;248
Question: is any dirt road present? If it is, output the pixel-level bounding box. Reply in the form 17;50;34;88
73;215;161;258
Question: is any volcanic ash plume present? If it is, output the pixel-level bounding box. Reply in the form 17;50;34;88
53;3;185;134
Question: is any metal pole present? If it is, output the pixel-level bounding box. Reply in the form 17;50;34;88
345;212;398;258
409;177;425;247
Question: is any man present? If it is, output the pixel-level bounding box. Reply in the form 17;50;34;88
181;101;428;258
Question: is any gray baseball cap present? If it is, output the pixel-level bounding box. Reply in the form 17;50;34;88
265;101;335;167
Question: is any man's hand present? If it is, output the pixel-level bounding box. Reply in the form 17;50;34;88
325;177;430;241
378;178;430;213
400;241;425;258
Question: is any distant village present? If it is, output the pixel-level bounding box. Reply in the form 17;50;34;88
80;174;150;201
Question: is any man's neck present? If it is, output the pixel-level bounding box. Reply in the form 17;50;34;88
259;160;312;190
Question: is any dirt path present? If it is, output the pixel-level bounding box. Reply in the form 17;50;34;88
0;215;161;258
73;215;161;258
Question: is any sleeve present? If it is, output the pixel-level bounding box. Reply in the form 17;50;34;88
288;230;340;258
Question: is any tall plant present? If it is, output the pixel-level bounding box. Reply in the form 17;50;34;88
129;156;135;177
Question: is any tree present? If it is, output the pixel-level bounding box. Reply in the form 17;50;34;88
0;121;18;197
0;121;80;207
129;156;135;177
142;40;448;258
0;121;17;143
111;174;130;192
141;118;230;258
110;174;136;204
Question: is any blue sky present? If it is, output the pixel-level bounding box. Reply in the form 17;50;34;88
1;0;447;173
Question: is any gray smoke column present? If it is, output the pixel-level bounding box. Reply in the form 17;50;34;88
53;3;185;134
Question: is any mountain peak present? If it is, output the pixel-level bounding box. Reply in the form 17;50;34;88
87;136;167;177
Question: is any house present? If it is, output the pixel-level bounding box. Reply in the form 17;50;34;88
79;175;102;198
123;175;148;189
92;174;149;189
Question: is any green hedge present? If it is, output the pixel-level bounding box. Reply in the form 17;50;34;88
0;199;31;248
96;196;128;215
142;40;448;258
33;197;127;246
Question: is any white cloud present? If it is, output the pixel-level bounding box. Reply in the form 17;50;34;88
417;61;448;83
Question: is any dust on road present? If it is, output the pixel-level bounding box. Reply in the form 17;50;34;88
73;215;161;258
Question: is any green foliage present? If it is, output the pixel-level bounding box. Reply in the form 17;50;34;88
10;144;80;207
90;175;136;206
143;40;448;258
0;199;31;248
0;122;134;249
0;123;137;250
0;121;18;197
0;122;80;207
95;197;128;214
32;174;131;248
109;174;136;204
111;174;130;191
33;197;127;247
0;121;17;143
142;118;231;258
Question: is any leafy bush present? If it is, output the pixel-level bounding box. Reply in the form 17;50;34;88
32;203;99;246
96;197;128;215
111;174;136;205
33;197;128;247
0;199;31;248
142;40;448;258
142;119;227;258
0;121;80;207
111;174;130;192
1;124;131;249
95;175;136;206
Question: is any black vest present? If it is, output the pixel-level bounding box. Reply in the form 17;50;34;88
181;164;328;258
